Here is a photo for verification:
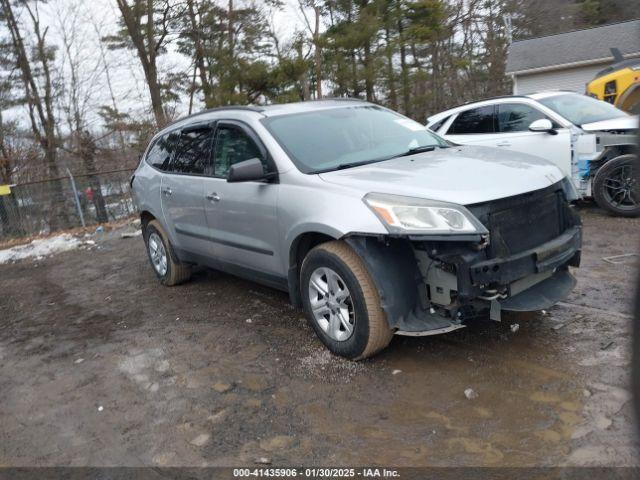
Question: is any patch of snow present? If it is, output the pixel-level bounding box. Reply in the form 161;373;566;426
0;234;82;264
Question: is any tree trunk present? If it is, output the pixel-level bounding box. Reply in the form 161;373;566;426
385;25;397;110
79;131;108;223
115;0;167;127
363;39;374;102
397;15;410;116
350;49;359;97
313;5;323;99
2;0;69;230
187;0;213;106
0;110;23;238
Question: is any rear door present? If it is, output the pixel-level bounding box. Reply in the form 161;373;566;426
443;105;500;146
160;124;214;256
202;120;282;276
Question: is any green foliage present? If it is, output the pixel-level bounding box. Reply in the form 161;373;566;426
404;0;444;42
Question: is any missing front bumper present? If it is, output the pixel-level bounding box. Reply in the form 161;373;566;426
467;227;581;287
500;269;576;312
345;224;581;335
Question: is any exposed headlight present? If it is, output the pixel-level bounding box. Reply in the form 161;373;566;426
363;193;487;235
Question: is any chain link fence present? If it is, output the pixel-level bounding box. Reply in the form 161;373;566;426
0;168;137;241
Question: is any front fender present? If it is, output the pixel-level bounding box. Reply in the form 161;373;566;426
344;235;422;330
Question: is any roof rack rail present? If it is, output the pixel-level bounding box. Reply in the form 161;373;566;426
164;105;265;129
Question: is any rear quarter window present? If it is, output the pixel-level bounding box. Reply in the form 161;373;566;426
145;134;174;171
428;116;449;133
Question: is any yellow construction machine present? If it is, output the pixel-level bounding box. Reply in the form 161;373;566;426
587;48;640;113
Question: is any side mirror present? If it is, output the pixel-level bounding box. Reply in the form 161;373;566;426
227;158;269;183
529;118;557;135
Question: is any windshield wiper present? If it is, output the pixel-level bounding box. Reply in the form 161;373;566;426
310;158;385;173
390;144;449;159
310;145;450;174
335;160;375;170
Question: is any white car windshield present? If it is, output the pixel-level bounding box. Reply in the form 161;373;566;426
262;105;449;173
538;93;629;126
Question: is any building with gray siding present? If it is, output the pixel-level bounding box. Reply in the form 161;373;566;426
506;20;640;95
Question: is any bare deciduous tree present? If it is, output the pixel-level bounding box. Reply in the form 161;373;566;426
1;0;69;229
112;0;172;127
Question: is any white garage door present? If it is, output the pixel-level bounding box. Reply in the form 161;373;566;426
514;63;608;95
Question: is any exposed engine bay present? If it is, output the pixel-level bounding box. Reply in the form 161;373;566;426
573;124;637;197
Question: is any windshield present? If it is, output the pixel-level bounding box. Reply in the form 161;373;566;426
261;105;449;173
538;93;628;126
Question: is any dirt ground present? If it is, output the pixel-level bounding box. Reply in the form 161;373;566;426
0;206;638;467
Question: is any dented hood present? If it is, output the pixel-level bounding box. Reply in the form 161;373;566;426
581;115;638;131
319;145;565;206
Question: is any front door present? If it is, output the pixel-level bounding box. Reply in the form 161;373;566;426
202;121;282;276
492;103;572;176
444;103;573;176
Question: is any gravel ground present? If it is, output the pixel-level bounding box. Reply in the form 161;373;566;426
0;206;638;467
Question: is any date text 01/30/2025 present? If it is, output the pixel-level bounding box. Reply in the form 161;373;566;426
232;468;400;478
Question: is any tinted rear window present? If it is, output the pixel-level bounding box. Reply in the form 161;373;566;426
171;128;213;175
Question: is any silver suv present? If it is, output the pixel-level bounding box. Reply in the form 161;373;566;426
132;100;582;359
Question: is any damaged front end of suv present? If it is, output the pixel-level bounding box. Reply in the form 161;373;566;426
344;178;581;336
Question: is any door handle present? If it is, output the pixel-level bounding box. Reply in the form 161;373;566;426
161;187;172;196
206;192;221;202
496;142;511;147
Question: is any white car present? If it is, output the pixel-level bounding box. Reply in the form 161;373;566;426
426;91;639;217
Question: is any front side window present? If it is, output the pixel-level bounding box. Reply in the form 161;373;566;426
171;128;213;175
262;105;449;174
538;93;628;125
496;103;546;133
145;134;173;171
447;106;496;134
213;126;265;178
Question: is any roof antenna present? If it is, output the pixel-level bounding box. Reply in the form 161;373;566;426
610;47;624;62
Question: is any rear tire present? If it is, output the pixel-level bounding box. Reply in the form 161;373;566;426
143;220;191;286
300;240;393;360
593;154;640;217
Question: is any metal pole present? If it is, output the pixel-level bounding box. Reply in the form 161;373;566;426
67;168;86;228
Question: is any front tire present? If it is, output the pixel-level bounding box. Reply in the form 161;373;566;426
143;220;191;286
593;154;640;217
300;241;393;360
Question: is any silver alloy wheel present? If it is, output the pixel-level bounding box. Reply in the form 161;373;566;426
308;267;355;341
603;163;638;210
148;232;168;276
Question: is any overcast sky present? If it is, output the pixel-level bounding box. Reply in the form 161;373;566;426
4;0;310;130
